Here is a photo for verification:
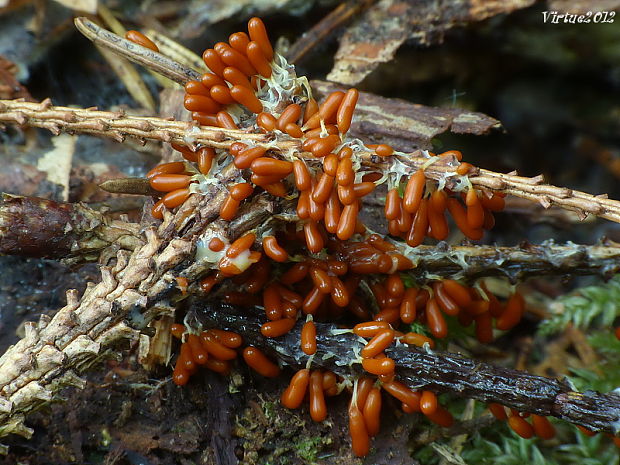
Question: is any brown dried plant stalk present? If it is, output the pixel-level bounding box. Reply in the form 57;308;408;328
0;181;277;440
1;97;620;223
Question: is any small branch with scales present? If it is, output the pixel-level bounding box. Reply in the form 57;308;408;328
2;98;620;224
0;179;276;440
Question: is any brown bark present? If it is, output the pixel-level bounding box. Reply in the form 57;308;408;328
0;193;142;264
311;80;501;152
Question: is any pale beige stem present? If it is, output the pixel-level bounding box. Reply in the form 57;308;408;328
1;98;620;224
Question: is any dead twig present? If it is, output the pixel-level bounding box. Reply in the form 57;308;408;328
286;0;376;64
188;303;620;435
3;192;620;280
1;98;620;224
0;193;143;264
73;17;201;85
397;240;620;282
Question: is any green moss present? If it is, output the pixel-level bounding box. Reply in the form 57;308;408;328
538;277;620;336
263;400;277;419
99;427;112;447
294;436;326;463
415;415;620;465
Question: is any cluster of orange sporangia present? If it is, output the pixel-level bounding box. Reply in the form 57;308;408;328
170;324;283;383
280;370;455;457
490;398;620;450
168;316;455;458
171;227;532;456
197;232;526;339
170;324;242;383
125;18;551;458
140;16;506;255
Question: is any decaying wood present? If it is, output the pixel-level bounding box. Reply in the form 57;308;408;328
0;181;278;440
312;80;502;151
0;56;32;101
3;192;620;281
0;193;142;264
158;88;191;164
286;0;376;64
327;0;536;85
188;303;620;435
327;0;417;85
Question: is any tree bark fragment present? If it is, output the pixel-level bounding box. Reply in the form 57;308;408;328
311;80;501;152
0;193;142;264
327;0;536;85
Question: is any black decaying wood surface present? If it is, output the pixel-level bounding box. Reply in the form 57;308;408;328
187;302;620;436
